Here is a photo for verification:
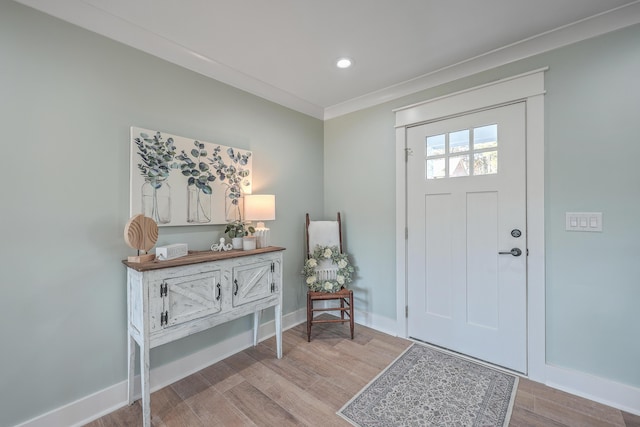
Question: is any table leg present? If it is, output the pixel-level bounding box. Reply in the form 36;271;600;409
127;334;136;405
275;304;282;358
140;341;151;427
253;309;262;346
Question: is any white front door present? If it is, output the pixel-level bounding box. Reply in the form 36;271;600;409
406;102;527;373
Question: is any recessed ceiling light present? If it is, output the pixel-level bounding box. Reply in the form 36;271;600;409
336;57;353;69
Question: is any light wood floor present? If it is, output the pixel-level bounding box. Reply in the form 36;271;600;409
87;321;640;426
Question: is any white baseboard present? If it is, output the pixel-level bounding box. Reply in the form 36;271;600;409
544;363;640;416
312;300;398;337
351;309;398;337
16;307;640;426
316;307;640;416
15;308;307;427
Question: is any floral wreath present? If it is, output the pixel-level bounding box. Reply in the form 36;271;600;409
303;245;355;293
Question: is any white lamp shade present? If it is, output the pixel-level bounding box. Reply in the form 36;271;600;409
244;194;276;221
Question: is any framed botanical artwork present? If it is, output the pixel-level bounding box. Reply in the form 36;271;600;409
129;127;252;226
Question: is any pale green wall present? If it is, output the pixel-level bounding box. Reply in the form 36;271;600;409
2;0;640;424
0;2;322;426
325;24;640;388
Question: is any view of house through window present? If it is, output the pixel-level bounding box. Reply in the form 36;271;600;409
425;124;498;179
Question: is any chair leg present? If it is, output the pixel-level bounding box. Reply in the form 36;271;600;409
349;290;354;339
340;298;345;320
306;292;312;342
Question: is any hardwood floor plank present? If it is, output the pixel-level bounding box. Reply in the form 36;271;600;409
533;396;624;427
364;336;413;358
223;349;262;374
623;411;640;427
88;322;636;427
518;378;626;426
83;402;142;427
510;406;567;427
224;380;301;426
244;343;321;390
294;339;380;379
149;385;184;425
304;376;355;410
185;386;257;426
513;388;536;412
333;338;404;370
198;359;246;393
156;401;204;427
169;373;210;401
239;359;348;426
284;345;370;396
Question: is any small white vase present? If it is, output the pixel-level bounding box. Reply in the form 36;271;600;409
242;236;257;251
231;237;243;249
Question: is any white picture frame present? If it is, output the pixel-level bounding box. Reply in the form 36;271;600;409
129;127;252;226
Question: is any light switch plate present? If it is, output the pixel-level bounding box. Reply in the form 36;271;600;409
565;212;602;232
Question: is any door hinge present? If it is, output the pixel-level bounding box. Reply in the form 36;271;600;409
405;305;408;318
271;282;275;293
160;311;168;326
160;282;168;297
271;262;275;272
405;147;413;162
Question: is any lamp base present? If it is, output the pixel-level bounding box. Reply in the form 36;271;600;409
254;227;270;248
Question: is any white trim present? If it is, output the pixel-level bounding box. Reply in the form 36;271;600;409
394;70;546;381
395;125;409;339
393;68;547;127
12;0;325;119
15;309;307;427
14;305;640;426
545;364;640;416
392;68;640;415
324;1;640;119
312;302;398;337
12;0;640;121
351;309;397;337
524;93;546;382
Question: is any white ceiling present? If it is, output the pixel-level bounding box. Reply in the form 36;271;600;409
13;0;640;119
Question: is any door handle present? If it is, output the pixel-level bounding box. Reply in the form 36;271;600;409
499;248;522;257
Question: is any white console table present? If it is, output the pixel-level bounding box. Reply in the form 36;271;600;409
123;247;285;427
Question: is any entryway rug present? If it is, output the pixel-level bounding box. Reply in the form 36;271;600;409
338;343;518;426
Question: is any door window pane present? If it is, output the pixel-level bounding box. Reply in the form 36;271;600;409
424;124;497;179
449;130;469;153
449;155;469;177
474;124;497;150
474;151;498;175
426;134;445;156
426;158;446;179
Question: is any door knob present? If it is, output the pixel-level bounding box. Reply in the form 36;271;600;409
499;248;522;257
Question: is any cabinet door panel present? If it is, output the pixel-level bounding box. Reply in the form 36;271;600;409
232;260;273;307
165;270;222;326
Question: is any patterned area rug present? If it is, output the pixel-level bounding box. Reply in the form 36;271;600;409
338;343;518;426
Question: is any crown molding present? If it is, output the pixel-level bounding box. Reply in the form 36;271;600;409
323;1;640;120
13;0;326;119
13;0;640;121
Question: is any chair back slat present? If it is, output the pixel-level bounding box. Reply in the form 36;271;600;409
306;212;343;256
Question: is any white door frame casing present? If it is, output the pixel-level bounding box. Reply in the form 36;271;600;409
394;68;547;382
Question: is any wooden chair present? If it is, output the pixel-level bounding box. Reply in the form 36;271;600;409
305;212;354;341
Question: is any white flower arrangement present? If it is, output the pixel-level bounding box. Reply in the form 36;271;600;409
302;245;355;293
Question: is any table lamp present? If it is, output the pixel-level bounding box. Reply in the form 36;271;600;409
244;194;276;248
